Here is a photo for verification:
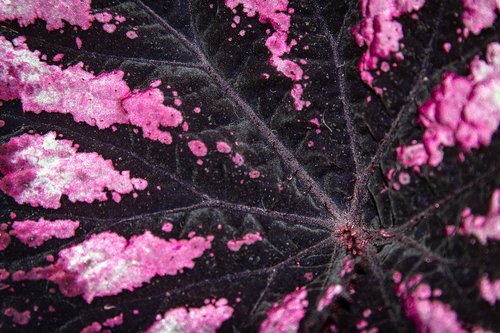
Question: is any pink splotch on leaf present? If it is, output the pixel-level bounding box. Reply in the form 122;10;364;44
0;0;94;30
248;170;261;179
396;143;428;167
232;152;245;166
13;231;213;303
102;23;117;33
52;53;64;62
80;322;101;333
216;141;232;154
150;79;162;88
443;42;452;53
162;222;173;233
115;15;126;23
0;230;10;251
398;172;411;185
0;268;9;280
188;140;208;157
225;0;308;110
461;0;499;35
259;288;308;333
479;274;500;306
356;320;368;330
0;37;183;145
458;189;500;244
94;12;112;24
291;83;307;111
0;132;147;209
398;42;500;167
352;0;426;94
126;30;139;39
146;298;233;333
11;218;79;247
102;313;124;328
395;277;467;333
75;36;82;49
122;90;183;144
4;308;31;326
317;284;343;311
227;232;262;251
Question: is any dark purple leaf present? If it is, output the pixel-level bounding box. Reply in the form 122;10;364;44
0;0;499;332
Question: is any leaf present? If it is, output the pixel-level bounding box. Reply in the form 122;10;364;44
0;0;499;332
